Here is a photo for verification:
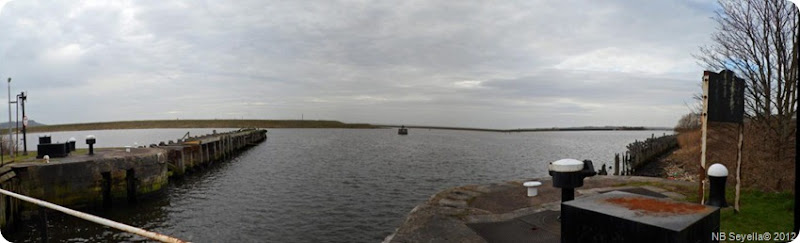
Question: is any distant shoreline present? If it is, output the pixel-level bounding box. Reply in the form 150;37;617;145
376;125;673;133
21;119;376;133
12;119;673;133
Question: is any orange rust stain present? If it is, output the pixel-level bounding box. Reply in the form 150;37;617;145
605;197;706;215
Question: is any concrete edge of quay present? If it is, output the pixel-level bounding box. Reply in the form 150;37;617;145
383;176;695;243
0;128;268;233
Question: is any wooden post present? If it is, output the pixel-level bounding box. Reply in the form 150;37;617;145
624;153;629;175
699;72;710;204
614;153;620;176
734;123;743;212
39;207;48;243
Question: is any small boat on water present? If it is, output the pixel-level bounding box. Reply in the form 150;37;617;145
398;126;408;135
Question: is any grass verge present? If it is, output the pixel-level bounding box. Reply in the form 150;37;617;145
616;181;793;235
719;190;793;235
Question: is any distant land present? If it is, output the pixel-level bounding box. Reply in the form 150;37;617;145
378;125;673;132
22;119;375;133
0;119;673;133
0;120;46;129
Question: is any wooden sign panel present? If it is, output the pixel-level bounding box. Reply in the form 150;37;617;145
704;70;745;124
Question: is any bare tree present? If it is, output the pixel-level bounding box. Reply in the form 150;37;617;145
695;0;799;158
675;112;701;131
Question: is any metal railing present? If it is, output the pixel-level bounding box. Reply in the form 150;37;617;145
0;188;188;243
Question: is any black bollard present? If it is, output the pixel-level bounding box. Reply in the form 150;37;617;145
549;159;597;203
86;135;96;155
561;188;575;202
705;163;729;207
68;137;76;152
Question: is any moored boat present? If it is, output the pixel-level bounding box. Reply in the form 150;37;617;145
398;126;408;135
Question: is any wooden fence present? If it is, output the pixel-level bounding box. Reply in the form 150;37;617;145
613;133;678;176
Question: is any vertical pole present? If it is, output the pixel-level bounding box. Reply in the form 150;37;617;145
700;72;710;204
561;188;574;202
21;92;27;156
614;153;620;176
623;153;629;175
15;94;18;156
39;206;48;243
7;78;12;159
734;123;743;213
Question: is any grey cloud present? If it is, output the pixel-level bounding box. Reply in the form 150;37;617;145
0;0;722;128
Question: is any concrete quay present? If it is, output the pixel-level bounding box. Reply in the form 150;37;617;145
0;128;267;231
384;176;695;243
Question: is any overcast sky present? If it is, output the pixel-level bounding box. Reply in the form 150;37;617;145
0;0;781;129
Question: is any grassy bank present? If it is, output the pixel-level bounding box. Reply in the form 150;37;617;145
20;119;376;133
670;123;795;192
649;126;795;237
719;190;793;235
627;180;793;238
680;185;793;235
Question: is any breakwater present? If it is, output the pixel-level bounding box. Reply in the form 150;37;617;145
0;128;267;232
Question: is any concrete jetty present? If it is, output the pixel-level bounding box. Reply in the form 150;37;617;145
384;176;695;243
0;128;267;231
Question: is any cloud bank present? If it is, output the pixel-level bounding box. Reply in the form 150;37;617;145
0;0;723;128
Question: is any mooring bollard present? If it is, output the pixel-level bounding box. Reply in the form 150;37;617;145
548;159;597;202
39;134;51;145
523;181;542;197
86;135;96;155
705;163;729;207
68;137;76;152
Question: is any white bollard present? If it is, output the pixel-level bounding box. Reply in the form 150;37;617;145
524;181;542;197
43;155;50;163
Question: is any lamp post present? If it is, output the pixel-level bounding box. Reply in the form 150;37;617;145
14;92;20;156
6;78;12;159
14;93;18;156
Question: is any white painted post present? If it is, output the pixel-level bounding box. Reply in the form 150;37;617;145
523;181;542;197
735;124;743;212
700;72;710;204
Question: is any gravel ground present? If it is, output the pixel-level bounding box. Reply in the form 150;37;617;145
633;148;699;182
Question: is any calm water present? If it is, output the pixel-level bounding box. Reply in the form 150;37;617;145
4;128;670;242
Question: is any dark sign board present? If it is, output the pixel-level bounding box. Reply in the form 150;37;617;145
705;70;745;124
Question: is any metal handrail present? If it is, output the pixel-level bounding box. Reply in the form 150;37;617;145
0;188;188;243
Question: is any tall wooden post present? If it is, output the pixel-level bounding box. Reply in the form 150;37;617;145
734;123;743;212
699;72;710;204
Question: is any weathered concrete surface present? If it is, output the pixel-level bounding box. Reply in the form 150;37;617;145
0;128;268;232
9;147;169;210
384;176;696;243
160;128;267;176
0;166;20;230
